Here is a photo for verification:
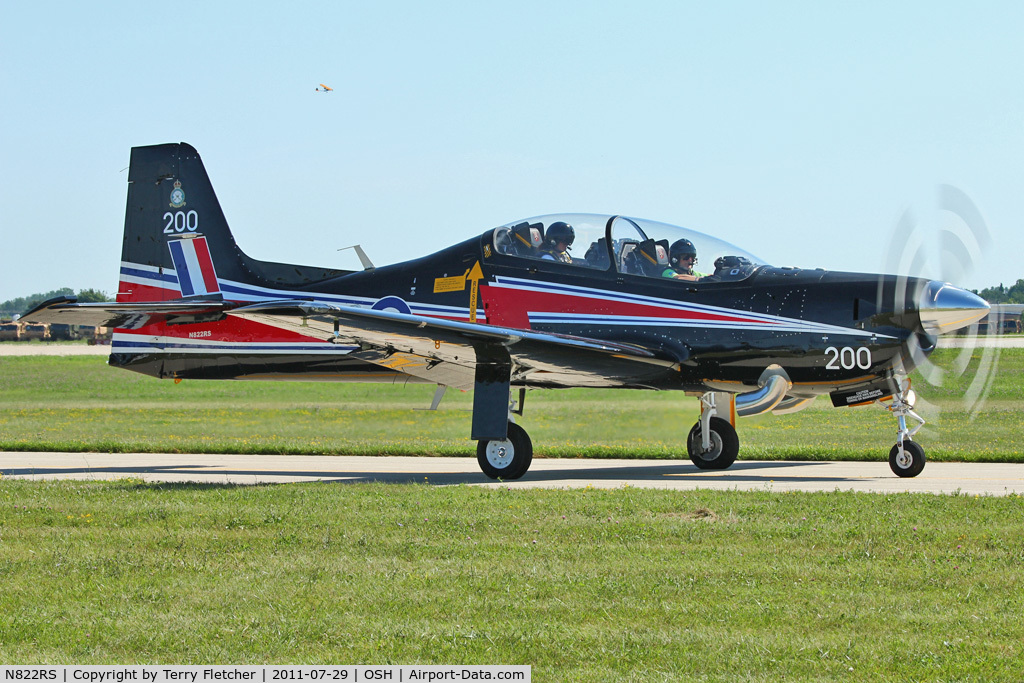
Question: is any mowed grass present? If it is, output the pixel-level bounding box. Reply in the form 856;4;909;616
1;349;1022;461
2;480;1023;680
3;352;1024;678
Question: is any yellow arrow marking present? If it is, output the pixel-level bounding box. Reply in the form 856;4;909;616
467;261;484;323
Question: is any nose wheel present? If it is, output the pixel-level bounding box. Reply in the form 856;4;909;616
883;379;927;478
889;440;926;478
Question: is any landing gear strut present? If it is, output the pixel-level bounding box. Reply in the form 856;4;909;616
688;392;740;470
883;379;926;478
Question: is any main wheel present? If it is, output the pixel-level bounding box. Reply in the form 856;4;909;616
687;416;740;470
889;440;926;478
477;422;533;480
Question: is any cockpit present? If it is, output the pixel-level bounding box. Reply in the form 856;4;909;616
491;214;766;282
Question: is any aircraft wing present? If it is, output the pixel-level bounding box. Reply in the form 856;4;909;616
20;296;241;329
22;296;681;389
230;301;681;390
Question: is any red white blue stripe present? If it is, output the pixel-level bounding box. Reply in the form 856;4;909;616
168;237;220;297
119;260;481;321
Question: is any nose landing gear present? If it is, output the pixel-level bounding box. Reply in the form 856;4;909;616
883;379;926;478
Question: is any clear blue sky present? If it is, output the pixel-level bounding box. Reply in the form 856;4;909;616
2;1;1021;301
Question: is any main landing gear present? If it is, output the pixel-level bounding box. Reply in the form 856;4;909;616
477;422;533;480
475;389;533;480
883;379;927;478
687;392;740;470
473;384;924;480
477;390;745;479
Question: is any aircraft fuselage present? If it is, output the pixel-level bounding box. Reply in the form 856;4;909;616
111;228;925;402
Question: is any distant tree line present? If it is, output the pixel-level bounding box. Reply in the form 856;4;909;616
0;288;112;319
974;279;1024;305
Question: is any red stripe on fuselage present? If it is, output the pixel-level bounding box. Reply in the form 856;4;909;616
117;281;181;303
480;284;777;329
114;315;325;343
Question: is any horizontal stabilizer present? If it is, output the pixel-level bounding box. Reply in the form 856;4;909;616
21;296;239;329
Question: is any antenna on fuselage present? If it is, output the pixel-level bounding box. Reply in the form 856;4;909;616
337;245;375;270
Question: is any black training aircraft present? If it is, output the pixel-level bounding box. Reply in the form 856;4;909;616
24;143;990;479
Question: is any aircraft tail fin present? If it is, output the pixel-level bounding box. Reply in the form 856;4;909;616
118;142;349;303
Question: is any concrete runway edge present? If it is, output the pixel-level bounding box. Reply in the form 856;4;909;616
3;452;1024;495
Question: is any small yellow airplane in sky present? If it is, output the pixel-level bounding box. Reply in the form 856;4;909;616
315;83;333;92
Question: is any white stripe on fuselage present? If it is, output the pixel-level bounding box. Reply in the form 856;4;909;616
117;261;891;340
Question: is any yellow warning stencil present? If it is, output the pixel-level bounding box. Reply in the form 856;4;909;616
433;275;467;293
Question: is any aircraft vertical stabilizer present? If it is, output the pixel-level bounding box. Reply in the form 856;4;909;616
118;142;349;304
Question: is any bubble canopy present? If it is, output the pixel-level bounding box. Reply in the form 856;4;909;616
491;213;767;281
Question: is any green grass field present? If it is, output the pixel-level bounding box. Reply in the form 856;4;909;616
2;480;1023;680
3;350;1024;678
1;349;1022;461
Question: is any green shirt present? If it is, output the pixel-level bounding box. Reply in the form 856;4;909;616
662;267;704;279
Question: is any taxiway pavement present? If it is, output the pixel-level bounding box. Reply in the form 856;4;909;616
3;452;1023;495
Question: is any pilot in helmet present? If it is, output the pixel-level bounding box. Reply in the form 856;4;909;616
664;238;702;281
540;222;575;264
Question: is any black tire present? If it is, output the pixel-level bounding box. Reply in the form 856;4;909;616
889;440;926;478
687;416;740;470
477;422;533;480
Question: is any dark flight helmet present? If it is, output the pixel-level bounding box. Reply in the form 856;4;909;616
545;221;575;249
669;238;697;269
